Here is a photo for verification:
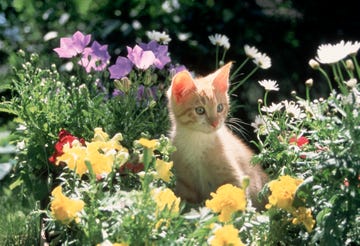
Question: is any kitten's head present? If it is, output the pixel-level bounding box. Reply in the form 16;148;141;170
167;62;232;133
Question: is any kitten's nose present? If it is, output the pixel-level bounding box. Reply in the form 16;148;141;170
210;120;219;128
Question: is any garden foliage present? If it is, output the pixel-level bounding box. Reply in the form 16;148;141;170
1;28;359;245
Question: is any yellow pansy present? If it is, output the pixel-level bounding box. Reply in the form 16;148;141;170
155;159;173;182
205;184;246;222
138;138;157;149
50;186;85;224
152;188;180;214
92;127;109;142
56;142;88;176
210;224;244;246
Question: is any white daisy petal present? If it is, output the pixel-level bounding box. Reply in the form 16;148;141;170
208;34;230;50
258;79;279;91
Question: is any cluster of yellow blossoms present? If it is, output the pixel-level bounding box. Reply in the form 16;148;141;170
266;175;315;232
205;184;247;245
55;128;129;176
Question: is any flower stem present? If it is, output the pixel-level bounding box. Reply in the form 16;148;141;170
230;57;250;81
230;66;258;94
318;67;333;91
352;55;360;79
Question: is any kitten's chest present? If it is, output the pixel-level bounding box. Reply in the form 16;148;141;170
173;131;216;167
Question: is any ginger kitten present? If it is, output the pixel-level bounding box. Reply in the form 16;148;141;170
167;62;268;208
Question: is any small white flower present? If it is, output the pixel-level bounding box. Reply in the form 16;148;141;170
251;115;266;133
261;102;283;113
253;52;271;69
146;30;172;44
315;40;359;64
208;34;230;50
344;78;357;88
258;79;279;91
283;100;305;119
244;45;260;59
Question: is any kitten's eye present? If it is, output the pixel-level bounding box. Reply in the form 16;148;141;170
217;103;224;113
195;106;205;115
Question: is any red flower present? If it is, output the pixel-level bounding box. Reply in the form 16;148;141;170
49;129;85;163
289;136;309;147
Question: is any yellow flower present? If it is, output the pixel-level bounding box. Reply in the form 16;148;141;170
205;184;246;222
266;175;303;211
92;127;109;142
56;142;88;175
138;138;157;149
50;186;84;224
155;159;173;182
210;224;245;246
152;188;180;214
292;207;316;233
56;129;128;176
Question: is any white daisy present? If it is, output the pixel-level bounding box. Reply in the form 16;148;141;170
283;100;305;119
251;115;266;134
261;102;283;113
315;40;359;64
244;45;260;59
347;41;360;55
208;34;230;50
344;78;357;88
258;79;279;91
253;52;271;69
146;30;172;44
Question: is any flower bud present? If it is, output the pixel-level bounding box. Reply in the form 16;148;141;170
291;90;297;97
346;59;354;71
309;59;320;70
257;99;263;105
305;78;313;87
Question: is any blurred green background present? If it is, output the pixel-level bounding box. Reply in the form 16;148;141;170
1;0;359;128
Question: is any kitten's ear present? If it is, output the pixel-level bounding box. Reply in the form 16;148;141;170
171;70;196;103
213;62;232;93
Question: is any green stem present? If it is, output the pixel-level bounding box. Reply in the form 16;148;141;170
332;64;347;95
230;66;258;94
318;67;333;91
305;86;311;102
341;60;353;78
263;91;269;108
352;55;360;79
230;57;250;81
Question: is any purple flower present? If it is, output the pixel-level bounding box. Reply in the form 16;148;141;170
112;89;125;97
79;41;110;73
108;56;133;79
139;41;171;69
137;85;158;102
54;31;91;58
127;45;156;70
169;64;187;77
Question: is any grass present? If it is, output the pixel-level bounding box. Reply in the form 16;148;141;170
0;127;40;245
0;176;40;245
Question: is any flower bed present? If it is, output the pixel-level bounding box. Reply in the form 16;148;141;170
1;31;359;245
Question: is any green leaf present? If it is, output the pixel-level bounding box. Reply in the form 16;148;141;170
9;177;23;190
